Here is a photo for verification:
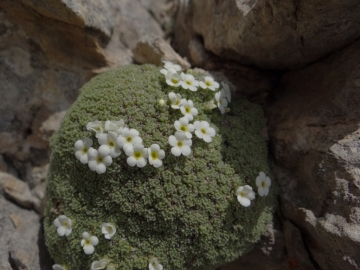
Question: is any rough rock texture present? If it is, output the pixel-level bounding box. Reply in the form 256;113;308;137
133;34;190;70
268;40;360;270
173;0;360;69
0;195;53;270
0;0;163;176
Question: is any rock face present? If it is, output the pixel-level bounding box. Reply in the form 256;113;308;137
174;0;360;69
0;0;163;175
268;40;360;270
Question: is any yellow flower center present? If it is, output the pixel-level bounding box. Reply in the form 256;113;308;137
171;78;179;84
107;226;113;232
186;80;191;85
152;262;156;266
82;147;88;154
261;181;266;188
175;100;180;105
97;156;103;163
134;151;142;159
201;128;206;134
205;81;211;86
185;107;190;113
177;141;183;147
180;126;187;132
109;141;115;147
95;127;100;131
151;152;158;160
240;191;246;197
126;137;132;142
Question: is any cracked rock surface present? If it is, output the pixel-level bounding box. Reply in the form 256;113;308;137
174;0;360;69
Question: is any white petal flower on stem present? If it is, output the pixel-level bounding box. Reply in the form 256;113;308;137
81;232;98;255
168;92;183;109
160;67;177;76
193;121;216;142
221;82;231;103
256;172;271;196
88;147;113;174
104;120;125;134
199;76;220;91
98;131;121;158
86;121;104;138
180;99;198;121
53;215;72;237
101;223;116;239
52;265;68;270
149;258;163;270
168;132;192;156
164;61;182;71
236;185;256;207
215;90;229;114
91;258;110;270
165;72;182;87
74;138;93;164
180;72;199;91
174;117;194;139
148;144;165;168
117;128;143;152
125;143;148;168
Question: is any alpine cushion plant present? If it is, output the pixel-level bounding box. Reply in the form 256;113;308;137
44;64;276;269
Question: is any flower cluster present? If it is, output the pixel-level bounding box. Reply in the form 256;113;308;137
236;172;272;207
74;121;165;173
161;61;231;114
167;92;216;157
53;216;118;268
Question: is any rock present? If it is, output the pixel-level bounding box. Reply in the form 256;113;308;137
174;0;360;69
31;182;46;215
0;196;52;270
0;0;163;170
268;40;360;269
133;34;190;70
0;172;34;209
26;164;49;189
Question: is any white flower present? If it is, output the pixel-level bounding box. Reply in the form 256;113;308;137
165;71;182;87
204;100;217;110
180;72;199;91
180;99;198;121
125;143;148;167
74;138;93;164
81;232;99;255
101;223;116;239
174;117;194;139
117;128;143;152
164;61;182;71
106;264;116;270
221;82;231;103
158;99;165;106
91;258;110;270
236;185;256;207
199;76;219;91
98;131;121;158
88;147;113;174
86;121;104;138
168;132;192;156
148;144;165;168
104;120;125;134
215;90;229;114
52;264;68;270
168;92;183;109
53;215;72;237
193;121;216;142
149;258;163;270
256;172;271;196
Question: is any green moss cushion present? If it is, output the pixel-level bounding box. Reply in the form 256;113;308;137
44;64;276;269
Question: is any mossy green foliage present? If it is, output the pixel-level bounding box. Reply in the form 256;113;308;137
44;64;276;269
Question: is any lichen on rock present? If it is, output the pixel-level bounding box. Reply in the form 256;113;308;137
44;64;276;269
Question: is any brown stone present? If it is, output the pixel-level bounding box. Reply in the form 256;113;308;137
174;0;360;69
268;40;360;270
